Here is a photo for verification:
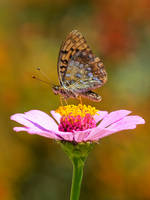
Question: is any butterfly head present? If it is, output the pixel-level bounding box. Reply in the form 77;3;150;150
52;85;61;95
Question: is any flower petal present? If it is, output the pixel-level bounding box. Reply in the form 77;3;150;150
13;127;28;132
11;113;36;129
11;110;58;131
50;110;61;123
57;132;74;141
108;115;145;131
24;110;58;131
85;115;145;141
98;110;131;128
74;129;91;143
13;126;61;140
94;111;108;123
84;127;114;141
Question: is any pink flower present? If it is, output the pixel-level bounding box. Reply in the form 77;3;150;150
10;104;145;143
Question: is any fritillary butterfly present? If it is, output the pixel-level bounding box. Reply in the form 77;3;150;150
52;30;107;102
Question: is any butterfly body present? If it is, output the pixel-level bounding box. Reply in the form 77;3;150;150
52;85;77;99
52;85;102;102
53;30;107;102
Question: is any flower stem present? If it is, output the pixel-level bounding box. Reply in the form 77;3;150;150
70;157;84;200
59;142;94;200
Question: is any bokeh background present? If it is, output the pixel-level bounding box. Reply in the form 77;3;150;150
0;0;150;199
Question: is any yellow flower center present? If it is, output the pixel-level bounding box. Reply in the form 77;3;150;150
56;104;98;117
56;104;98;132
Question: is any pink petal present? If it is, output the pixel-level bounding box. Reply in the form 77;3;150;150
98;110;131;128
94;111;108;123
91;128;116;140
50;110;61;123
74;129;91;143
24;110;58;131
11;113;36;129
11;110;58;132
108;115;145;131
13;127;28;132
13;127;61;140
85;115;145;141
57;132;74;141
84;127;114;141
10;110;62;140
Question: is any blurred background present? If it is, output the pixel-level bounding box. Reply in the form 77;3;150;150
0;0;150;199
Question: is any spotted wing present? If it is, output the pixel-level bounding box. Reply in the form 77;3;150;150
57;30;107;92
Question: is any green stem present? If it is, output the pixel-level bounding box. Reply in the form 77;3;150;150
70;158;84;200
59;142;94;200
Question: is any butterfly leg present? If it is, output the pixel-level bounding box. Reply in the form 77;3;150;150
79;96;83;105
64;98;68;105
59;95;64;106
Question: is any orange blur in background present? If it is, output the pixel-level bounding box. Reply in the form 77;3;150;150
0;0;150;199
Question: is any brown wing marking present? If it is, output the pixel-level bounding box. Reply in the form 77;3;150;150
57;30;90;85
90;57;107;85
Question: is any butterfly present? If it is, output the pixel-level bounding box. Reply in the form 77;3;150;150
52;30;107;102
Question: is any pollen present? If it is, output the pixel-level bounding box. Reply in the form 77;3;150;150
56;104;98;132
56;104;98;118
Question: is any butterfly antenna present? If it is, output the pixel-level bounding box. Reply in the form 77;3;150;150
36;67;51;82
32;75;50;86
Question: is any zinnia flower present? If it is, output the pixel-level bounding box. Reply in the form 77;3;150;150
10;104;145;142
10;104;145;200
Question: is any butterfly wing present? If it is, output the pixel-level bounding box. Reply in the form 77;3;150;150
57;30;107;92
